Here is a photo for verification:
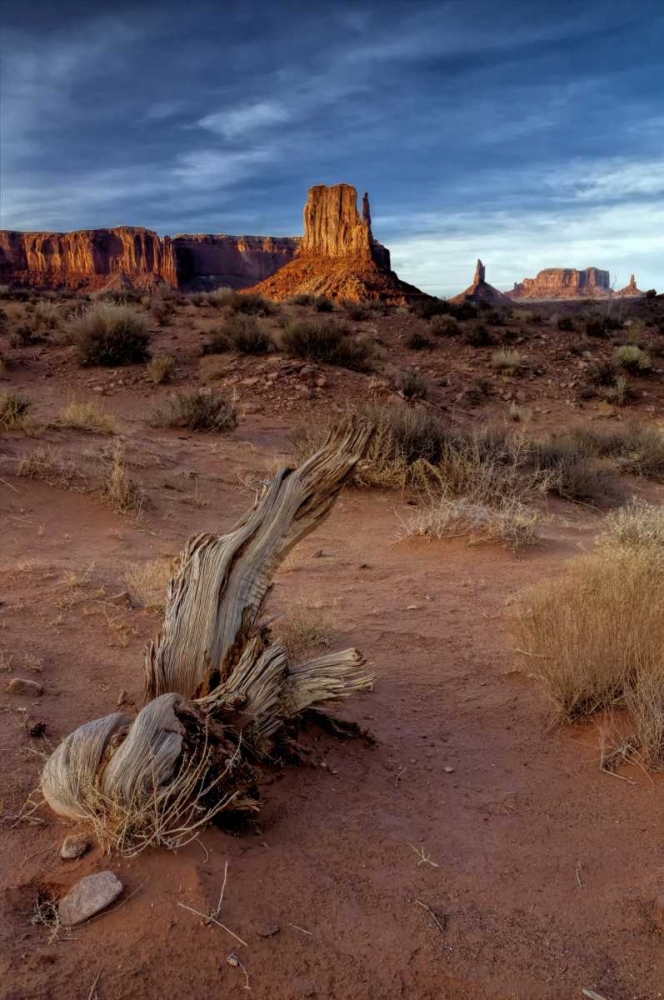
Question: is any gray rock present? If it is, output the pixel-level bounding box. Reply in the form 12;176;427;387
58;871;123;926
7;677;43;697
60;834;92;861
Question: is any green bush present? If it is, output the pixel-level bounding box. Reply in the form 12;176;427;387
615;344;651;374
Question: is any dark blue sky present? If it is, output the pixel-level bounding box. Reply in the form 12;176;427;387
2;0;663;294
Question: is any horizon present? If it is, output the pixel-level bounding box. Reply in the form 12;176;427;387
2;0;664;296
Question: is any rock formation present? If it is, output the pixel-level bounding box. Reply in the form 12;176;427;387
509;267;611;300
173;234;300;290
617;274;645;298
251;184;422;304
450;259;512;305
0;227;177;291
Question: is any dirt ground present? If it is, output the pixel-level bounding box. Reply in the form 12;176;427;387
0;300;663;999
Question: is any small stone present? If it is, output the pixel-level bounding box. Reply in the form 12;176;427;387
106;591;132;608
444;766;455;774
60;834;92;861
256;924;280;938
243;402;263;415
7;677;43;697
653;894;664;931
58;871;123;926
92;386;104;394
315;376;327;388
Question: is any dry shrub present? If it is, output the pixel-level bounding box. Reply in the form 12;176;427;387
513;509;664;765
222;314;273;354
280;320;375;371
34;300;60;330
562;422;664;480
229;291;275;316
398;368;430;401
57;398;119;434
16;447;87;490
404;497;539;551
206;287;235;308
68;302;150;366
155;388;238;432
151;297;172;327
147;354;175;384
101;442;146;515
125;558;173;610
603;375;634;406
0;392;31;430
273;599;336;660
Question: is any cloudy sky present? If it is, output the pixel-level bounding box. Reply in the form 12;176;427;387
2;0;663;295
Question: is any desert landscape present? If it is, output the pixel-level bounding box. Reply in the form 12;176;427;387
2;2;664;998
0;179;662;1000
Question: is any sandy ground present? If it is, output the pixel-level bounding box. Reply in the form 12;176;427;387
0;304;663;1000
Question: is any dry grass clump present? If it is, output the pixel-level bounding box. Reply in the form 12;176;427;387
491;348;522;374
125;558;173;610
68;302;150;366
101;442;146;515
34;300;60;330
206;287;235;308
154;389;238;432
16;447;87;490
513;517;664;766
405;497;539;551
147;354;175;384
601;498;664;549
615;344;651;374
273;599;336;660
0;392;31;430
602;375;634;406
397;368;430;401
57;398;119;435
280;320;375;371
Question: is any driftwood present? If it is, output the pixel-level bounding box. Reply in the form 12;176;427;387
41;421;375;854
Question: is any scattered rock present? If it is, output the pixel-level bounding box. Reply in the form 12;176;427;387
60;834;92;860
243;402;263;415
256;924;280;938
58;871;123;926
7;677;43;697
444;767;455;774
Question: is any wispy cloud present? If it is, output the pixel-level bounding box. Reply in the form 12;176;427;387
198;101;291;138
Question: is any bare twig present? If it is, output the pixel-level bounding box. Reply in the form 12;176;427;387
288;922;313;936
87;972;101;1000
581;990;611;1000
394;766;407;789
178;865;246;948
410;844;439;868
575;861;584;889
415;899;447;933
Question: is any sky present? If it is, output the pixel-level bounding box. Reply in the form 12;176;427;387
2;0;664;296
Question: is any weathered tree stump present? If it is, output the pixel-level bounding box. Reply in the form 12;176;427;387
41;421;375;854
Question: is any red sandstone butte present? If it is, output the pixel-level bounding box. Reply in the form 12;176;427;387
251;184;422;304
450;259;512;305
172;234;300;291
509;267;611;300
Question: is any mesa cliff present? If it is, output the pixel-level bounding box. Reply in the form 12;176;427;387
172;234;300;290
251;184;422;304
450;259;511;305
0;227;177;291
509;267;611;300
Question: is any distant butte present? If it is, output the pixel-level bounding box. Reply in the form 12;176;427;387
250;184;425;304
617;273;645;298
450;259;511;305
509;267;612;300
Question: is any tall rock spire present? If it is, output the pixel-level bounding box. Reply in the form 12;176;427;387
474;259;486;285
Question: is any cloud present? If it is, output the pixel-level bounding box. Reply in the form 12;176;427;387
198;101;291;138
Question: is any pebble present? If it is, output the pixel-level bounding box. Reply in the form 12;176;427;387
7;677;43;697
444;767;455;774
60;834;92;860
256;924;280;938
58;871;123;926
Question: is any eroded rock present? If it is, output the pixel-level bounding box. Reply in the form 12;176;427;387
60;834;92;860
7;677;43;697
